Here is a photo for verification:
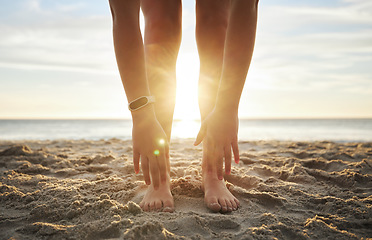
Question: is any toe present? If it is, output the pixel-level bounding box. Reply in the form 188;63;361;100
231;199;238;211
219;199;228;213
206;196;221;212
208;203;221;213
155;200;163;211
234;198;240;208
139;201;144;210
226;199;233;212
162;199;174;213
143;202;150;212
150;201;156;211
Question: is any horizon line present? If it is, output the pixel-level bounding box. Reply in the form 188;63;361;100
1;116;372;121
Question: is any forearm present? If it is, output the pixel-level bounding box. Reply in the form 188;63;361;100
110;1;155;120
215;0;258;113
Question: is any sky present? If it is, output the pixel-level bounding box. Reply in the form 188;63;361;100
0;0;371;119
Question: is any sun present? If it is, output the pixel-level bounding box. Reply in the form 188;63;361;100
141;9;200;122
173;52;200;121
170;52;201;138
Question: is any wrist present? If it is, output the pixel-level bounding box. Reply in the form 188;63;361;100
214;97;239;115
131;105;157;124
128;96;155;111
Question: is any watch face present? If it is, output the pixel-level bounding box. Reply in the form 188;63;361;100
130;97;148;110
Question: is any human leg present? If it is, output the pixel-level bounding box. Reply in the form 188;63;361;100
195;0;240;213
196;0;229;120
139;0;182;212
141;0;182;140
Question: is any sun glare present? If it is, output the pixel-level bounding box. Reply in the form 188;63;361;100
169;52;202;139
172;119;200;139
174;52;200;121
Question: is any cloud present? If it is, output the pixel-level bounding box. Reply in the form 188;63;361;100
0;0;200;75
260;0;372;31
55;2;86;12
250;0;372;93
0;0;371;118
0;0;115;74
25;0;41;12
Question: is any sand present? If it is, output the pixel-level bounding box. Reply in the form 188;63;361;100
0;138;371;239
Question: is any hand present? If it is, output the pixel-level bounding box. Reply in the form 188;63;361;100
132;111;169;190
194;108;239;180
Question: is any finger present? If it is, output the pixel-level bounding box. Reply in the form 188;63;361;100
133;151;140;174
194;123;207;146
202;144;211;173
224;145;232;175
216;147;224;180
158;149;167;184
203;140;214;173
141;156;151;185
150;156;160;190
165;143;170;173
232;140;240;164
165;142;170;160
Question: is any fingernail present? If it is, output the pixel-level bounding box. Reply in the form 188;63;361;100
218;175;223;180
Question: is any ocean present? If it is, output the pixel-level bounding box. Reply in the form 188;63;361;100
0;119;372;142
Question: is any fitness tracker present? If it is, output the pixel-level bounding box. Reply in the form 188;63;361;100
128;96;155;111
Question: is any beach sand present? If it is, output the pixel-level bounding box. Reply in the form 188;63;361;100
0;139;371;239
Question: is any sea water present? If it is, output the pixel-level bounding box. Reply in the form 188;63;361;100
0;119;372;142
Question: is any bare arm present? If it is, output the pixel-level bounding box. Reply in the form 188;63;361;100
195;0;259;179
215;0;258;113
109;0;169;189
110;0;149;102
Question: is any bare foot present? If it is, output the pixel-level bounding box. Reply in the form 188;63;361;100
203;171;240;213
139;175;174;212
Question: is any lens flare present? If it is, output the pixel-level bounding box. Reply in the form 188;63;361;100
154;149;160;156
159;139;165;145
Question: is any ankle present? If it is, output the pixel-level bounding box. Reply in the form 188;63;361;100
202;171;224;184
149;174;171;188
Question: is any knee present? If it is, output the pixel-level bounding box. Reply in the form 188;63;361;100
196;0;230;30
142;1;182;38
145;13;181;36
